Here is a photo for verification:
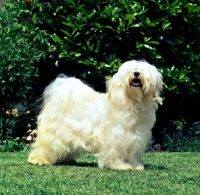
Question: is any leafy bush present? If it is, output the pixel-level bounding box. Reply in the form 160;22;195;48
0;136;28;152
0;106;38;151
27;0;200;150
1;0;200;151
0;105;38;148
162;121;200;152
0;0;49;138
31;0;200;87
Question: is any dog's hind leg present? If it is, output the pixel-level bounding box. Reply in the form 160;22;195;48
28;146;55;165
28;125;72;165
28;139;69;165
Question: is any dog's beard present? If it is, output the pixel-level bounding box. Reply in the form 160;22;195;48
128;87;144;101
127;74;144;102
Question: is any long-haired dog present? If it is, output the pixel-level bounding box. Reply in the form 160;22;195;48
28;60;163;170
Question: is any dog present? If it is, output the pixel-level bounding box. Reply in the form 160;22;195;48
28;60;163;170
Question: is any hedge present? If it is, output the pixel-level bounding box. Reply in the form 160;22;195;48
1;0;200;151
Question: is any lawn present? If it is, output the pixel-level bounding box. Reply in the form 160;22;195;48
0;152;200;195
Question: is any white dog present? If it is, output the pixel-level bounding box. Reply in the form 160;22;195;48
28;60;163;170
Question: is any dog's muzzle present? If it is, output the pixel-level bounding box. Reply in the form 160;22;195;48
131;72;142;87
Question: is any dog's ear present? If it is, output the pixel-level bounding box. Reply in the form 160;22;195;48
154;71;163;105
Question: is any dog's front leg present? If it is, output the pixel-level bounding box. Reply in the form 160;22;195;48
98;156;133;170
97;148;133;170
126;152;145;170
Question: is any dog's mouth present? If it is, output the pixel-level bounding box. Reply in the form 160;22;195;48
131;78;142;87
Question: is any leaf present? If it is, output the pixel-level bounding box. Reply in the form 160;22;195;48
39;5;43;12
17;9;31;17
162;22;171;29
69;51;76;56
32;14;37;24
144;37;151;42
104;64;110;68
171;66;175;71
104;26;112;29
136;42;143;49
61;22;76;28
119;18;124;28
130;24;140;27
148;41;159;45
170;0;180;7
59;50;68;58
51;34;61;43
56;6;63;13
88;10;96;19
156;54;161;59
144;44;153;50
60;30;71;37
99;62;106;67
128;14;135;24
94;23;101;28
69;0;75;6
75;53;81;57
145;17;150;24
8;65;14;70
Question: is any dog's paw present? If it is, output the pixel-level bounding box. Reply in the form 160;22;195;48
28;159;50;165
110;163;133;170
133;164;145;170
28;156;52;165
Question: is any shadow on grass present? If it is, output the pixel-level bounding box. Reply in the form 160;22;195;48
57;162;167;170
73;162;98;168
145;163;167;170
57;161;98;168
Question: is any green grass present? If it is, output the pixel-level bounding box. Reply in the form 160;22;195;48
0;152;200;195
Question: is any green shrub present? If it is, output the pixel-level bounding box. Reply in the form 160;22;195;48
27;0;200;150
1;0;200;151
0;106;37;151
0;0;49;138
31;0;200;86
0;136;28;152
162;121;200;152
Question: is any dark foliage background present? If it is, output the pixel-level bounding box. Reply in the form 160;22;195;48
0;0;200;151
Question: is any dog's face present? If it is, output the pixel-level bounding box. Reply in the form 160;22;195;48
107;60;163;105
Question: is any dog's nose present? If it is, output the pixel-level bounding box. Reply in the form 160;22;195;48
134;72;140;77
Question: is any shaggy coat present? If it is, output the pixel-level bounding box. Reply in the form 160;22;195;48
28;60;163;170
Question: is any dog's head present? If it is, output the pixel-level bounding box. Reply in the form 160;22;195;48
107;60;163;106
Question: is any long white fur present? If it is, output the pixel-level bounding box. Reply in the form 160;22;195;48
28;60;163;170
